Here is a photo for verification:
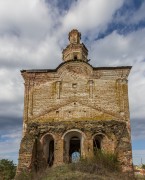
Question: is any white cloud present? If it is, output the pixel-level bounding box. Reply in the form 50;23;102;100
0;129;22;164
0;0;54;39
129;62;145;119
90;31;131;66
0;69;22;101
0;69;23;117
90;29;145;66
62;0;124;35
0;35;62;70
115;1;145;25
131;118;145;141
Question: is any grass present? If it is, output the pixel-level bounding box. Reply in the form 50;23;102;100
16;151;136;180
40;151;133;180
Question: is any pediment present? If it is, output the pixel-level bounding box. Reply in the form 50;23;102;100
33;101;120;122
56;61;93;80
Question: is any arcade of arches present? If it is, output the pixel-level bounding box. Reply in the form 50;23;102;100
36;129;115;168
17;120;133;175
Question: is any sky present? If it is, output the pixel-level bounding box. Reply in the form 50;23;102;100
0;0;145;166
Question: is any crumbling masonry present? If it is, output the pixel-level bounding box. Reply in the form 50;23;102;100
17;29;133;175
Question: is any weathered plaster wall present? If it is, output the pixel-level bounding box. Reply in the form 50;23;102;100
22;61;131;125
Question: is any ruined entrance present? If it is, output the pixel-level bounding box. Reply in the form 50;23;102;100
69;136;80;162
47;139;54;166
93;134;103;153
63;130;83;163
41;134;54;166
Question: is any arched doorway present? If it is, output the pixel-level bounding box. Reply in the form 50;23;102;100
93;133;115;154
93;134;103;154
41;134;54;167
62;130;84;163
69;136;80;162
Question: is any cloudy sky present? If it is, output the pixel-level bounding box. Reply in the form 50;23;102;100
0;0;145;165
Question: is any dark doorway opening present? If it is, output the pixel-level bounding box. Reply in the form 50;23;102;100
74;55;77;60
93;138;101;150
47;140;54;166
69;136;80;162
93;135;102;154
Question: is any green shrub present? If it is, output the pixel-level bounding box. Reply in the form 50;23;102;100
15;151;132;180
68;150;119;174
40;152;132;180
15;170;33;180
142;164;145;170
0;159;16;180
94;150;119;171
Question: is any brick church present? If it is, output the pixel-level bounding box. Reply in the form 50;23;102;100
17;29;133;175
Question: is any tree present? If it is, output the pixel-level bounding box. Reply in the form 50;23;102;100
0;159;16;180
142;164;145;169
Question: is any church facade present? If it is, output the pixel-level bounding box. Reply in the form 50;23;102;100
17;29;133;174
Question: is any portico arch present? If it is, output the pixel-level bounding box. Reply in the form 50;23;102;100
40;133;55;167
92;133;115;154
62;129;85;163
93;133;104;153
